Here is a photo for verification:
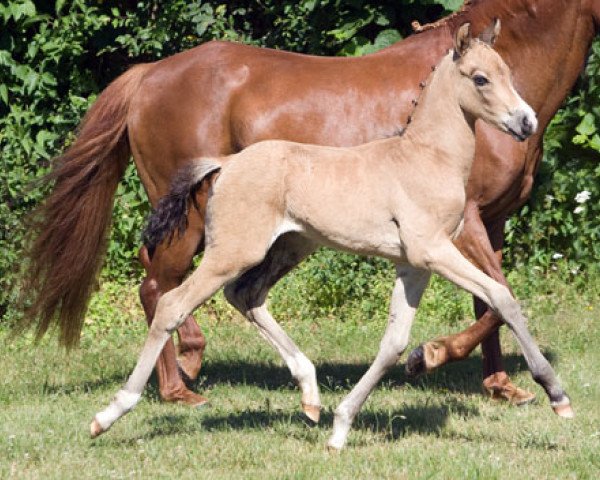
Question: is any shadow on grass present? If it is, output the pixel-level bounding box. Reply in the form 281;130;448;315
98;351;563;447
45;349;555;403
192;350;555;397
101;398;478;446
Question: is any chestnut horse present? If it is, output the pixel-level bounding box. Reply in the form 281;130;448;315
22;0;600;406
91;26;572;450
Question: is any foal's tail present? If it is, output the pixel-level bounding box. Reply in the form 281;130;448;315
143;160;222;257
18;64;150;348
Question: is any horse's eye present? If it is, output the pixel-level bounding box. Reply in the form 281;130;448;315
473;75;489;87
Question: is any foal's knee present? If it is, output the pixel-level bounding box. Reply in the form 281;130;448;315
488;284;522;325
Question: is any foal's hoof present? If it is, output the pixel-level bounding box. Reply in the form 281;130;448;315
302;402;321;423
90;418;105;439
552;397;575;418
326;443;343;453
405;344;426;377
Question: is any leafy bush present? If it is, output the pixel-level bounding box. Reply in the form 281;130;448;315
505;39;600;274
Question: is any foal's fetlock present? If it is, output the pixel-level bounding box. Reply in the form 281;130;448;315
327;405;353;451
91;390;141;438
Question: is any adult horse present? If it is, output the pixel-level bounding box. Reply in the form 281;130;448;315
22;0;600;406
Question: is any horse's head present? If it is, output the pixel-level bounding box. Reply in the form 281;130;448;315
453;20;537;142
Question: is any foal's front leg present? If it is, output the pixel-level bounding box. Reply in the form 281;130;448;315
327;265;431;450
406;208;535;405
426;240;573;418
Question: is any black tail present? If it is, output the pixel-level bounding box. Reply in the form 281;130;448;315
143;161;221;256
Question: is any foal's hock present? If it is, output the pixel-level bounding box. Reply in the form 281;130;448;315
92;23;572;450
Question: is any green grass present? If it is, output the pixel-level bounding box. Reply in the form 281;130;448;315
1;269;599;479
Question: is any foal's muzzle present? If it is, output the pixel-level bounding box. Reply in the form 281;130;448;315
504;109;538;142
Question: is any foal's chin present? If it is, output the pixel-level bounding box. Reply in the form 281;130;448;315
500;123;533;143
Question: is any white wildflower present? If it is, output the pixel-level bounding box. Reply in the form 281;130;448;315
575;190;591;203
545;194;554;202
574;205;585;214
552;253;563;260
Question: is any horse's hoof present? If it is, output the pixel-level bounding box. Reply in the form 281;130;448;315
176;352;203;386
405;345;426;377
302;402;321;423
163;388;209;408
176;361;196;389
90;418;105;439
482;375;536;406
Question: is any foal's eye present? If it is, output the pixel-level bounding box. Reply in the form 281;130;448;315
473;75;489;87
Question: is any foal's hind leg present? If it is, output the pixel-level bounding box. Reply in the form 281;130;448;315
224;234;321;422
425;240;573;418
327;265;431;450
91;246;254;438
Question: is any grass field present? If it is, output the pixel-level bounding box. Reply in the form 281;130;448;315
1;268;599;479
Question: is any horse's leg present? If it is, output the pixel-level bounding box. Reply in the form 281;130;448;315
224;234;320;421
425;240;573;418
137;196;209;406
327;265;431;450
405;205;535;404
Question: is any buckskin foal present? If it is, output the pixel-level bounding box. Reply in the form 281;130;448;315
90;24;573;450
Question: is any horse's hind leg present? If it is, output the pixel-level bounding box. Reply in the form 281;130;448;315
224;234;321;422
425;240;573;418
137;205;207;407
327;265;431;450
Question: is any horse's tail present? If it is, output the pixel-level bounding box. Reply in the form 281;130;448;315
19;63;150;348
143;160;222;257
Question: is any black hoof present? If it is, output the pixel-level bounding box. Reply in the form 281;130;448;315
405;345;426;377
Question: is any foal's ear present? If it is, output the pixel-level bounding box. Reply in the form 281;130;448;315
454;22;472;57
479;18;501;46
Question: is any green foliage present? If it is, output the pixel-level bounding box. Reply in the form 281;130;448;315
1;0;598;316
505;38;600;273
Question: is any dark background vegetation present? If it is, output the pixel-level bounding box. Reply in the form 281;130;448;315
1;0;599;315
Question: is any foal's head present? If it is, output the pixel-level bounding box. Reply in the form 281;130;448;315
452;20;537;142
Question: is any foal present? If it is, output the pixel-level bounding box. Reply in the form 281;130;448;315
91;24;572;450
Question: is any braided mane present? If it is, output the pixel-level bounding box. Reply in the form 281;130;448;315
412;0;474;33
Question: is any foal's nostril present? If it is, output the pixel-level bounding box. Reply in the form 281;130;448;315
521;115;533;136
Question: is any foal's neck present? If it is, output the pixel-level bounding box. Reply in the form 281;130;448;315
402;53;476;184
